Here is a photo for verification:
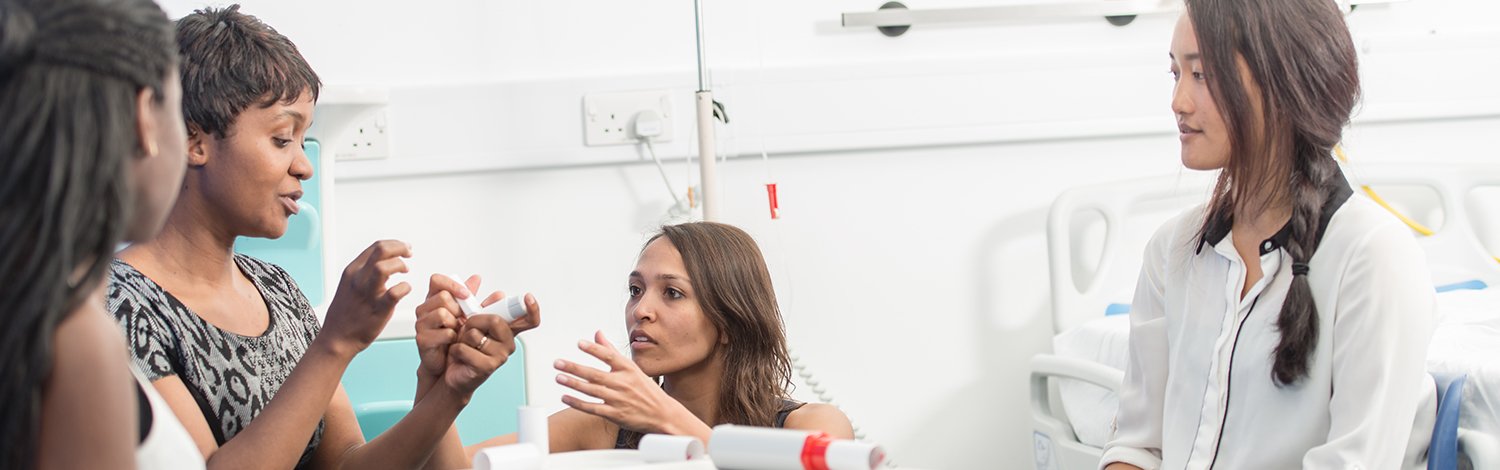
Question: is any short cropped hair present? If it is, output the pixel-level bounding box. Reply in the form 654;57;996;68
176;4;320;138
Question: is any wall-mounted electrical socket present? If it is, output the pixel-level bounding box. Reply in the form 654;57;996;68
582;90;674;146
330;109;391;161
307;87;394;161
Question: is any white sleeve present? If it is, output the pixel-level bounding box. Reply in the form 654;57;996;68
1302;223;1436;470
1099;222;1175;470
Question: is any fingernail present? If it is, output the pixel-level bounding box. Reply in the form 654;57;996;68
578;340;590;349
555;374;568;384
553;359;565;369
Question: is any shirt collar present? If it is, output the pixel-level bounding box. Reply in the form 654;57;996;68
1197;166;1354;255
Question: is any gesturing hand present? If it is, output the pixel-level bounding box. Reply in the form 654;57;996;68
322;240;413;358
554;331;702;436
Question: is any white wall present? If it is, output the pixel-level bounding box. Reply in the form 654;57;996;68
160;0;1500;467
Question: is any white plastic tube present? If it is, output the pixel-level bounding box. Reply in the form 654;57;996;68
517;406;549;454
444;273;534;319
456;294;527;322
640;434;706;462
825;440;886;470
471;443;542;470
709;425;804;470
708;425;885;470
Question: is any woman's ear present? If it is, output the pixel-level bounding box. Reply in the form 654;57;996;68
134;87;160;159
185;123;209;167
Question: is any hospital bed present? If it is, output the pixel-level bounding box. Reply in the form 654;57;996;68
1029;163;1500;470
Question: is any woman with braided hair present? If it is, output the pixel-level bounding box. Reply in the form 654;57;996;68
1103;1;1438;469
0;0;202;467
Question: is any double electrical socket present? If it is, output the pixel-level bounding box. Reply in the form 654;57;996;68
582;90;675;146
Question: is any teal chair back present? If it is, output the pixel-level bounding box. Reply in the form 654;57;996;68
341;337;528;445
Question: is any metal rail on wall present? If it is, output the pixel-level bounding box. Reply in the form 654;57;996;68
842;0;1408;37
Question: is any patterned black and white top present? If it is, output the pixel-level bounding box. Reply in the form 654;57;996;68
108;254;324;468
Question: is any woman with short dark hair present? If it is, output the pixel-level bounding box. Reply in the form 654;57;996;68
108;5;539;469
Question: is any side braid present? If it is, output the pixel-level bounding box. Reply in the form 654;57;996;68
1270;155;1336;386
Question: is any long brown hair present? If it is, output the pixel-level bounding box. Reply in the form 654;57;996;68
1187;0;1360;386
623;222;792;444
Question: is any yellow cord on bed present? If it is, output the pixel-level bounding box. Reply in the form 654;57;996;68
1335;145;1500;264
1361;188;1437;236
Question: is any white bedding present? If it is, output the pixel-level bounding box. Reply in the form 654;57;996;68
1051;314;1130;448
1053;288;1500;451
1426;289;1500;446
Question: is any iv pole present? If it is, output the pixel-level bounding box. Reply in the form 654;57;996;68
693;0;721;222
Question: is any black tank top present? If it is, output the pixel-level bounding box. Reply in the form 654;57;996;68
614;399;805;449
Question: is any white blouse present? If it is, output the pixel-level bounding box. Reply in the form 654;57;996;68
132;365;204;469
1101;190;1438;470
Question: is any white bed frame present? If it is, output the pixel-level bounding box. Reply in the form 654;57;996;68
1030;162;1500;470
1031;171;1214;470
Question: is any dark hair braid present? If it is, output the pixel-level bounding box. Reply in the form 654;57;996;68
1272;153;1337;385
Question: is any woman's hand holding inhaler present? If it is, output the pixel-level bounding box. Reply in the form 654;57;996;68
414;273;541;397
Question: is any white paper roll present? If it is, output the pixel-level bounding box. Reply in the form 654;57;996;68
640;434;706;463
472;443;542;470
825;440;885;470
518;406;550;454
708;425;812;470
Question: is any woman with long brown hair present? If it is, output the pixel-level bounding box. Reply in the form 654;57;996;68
446;221;852;452
1103;1;1437;469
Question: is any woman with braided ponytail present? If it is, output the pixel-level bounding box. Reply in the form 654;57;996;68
1103;1;1438;469
0;0;202;467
